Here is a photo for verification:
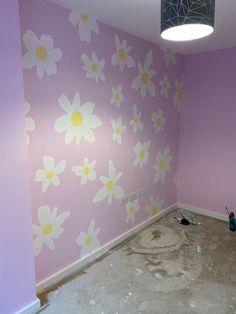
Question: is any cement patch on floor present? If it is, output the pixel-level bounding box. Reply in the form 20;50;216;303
39;211;236;314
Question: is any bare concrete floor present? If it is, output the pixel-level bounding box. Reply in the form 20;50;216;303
39;211;236;314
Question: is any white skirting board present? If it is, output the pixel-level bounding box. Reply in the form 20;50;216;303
36;203;177;293
15;298;41;314
177;202;228;222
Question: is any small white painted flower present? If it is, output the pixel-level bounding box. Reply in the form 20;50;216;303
126;199;140;223
93;160;124;204
76;220;101;258
72;158;96;185
33;205;70;256
173;170;180;186
111;35;135;71
54;92;102;145
133;140;151;168
160;75;170;98
174;77;184;113
35;156;66;193
161;47;176;67
25;101;35;146
22;30;62;79
68;10;99;43
146;195;164;217
153;147;172;183
81;52;105;82
110;84;124;107
130;104;143;133
151;110;166;134
131;50;156;98
111;118;127;144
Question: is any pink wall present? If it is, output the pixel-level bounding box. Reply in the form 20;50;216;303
0;1;37;313
178;47;236;214
20;0;184;283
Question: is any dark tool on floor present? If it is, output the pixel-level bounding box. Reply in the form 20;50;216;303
225;206;236;231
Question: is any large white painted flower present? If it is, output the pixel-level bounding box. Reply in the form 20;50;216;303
131;50;156;98
33;205;70;256
160;75;170;98
153;147;172;183
81;52;105;82
130;104;143;133
174;77;184;113
68;10;99;43
72;158;96;185
76;220;100;258
151;110;166;134
161;47;176;67
54;92;102;145
133;140;151;168
111;35;135;71
146;195;164;217
110;84;124;107
125;199;140;223
93;160;124;204
35;156;66;193
25;101;35;146
22;30;62;79
111;118;127;144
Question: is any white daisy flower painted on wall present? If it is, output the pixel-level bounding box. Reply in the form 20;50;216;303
125;200;140;223
111;118;127;144
110;84;124;107
151;110;166;134
153;147;172;183
72;158;96;185
68;10;99;43
160;75;170;98
130;104;143;133
54;92;102;145
133;140;151;168
25;101;35;146
81;52;105;82
174;77;184;113
35;155;66;193
161;47;176;67
76;220;100;258
111;35;135;71
33;205;70;256
22;31;62;79
146;195;164;217
131;50;156;98
93;160;124;204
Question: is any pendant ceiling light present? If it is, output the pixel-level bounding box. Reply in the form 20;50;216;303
161;0;215;41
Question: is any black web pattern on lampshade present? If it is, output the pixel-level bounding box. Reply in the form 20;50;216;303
161;0;215;33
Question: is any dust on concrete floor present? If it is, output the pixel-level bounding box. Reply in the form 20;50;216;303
39;211;236;314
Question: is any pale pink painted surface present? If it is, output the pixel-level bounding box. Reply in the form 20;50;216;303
0;1;37;313
178;47;236;214
20;0;183;283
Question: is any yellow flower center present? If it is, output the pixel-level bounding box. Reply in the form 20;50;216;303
151;207;158;216
42;224;53;236
80;14;89;22
156;117;161;126
118;48;126;60
114;94;120;102
139;150;145;159
85;235;93;246
134;116;139;124
83;167;90;175
106;180;113;190
141;72;149;85
115;128;121;135
46;171;54;180
36;45;48;60
159;159;165;171
129;206;136;215
71;111;83;127
163;81;167;89
91;63;98;73
177;88;184;100
166;49;171;56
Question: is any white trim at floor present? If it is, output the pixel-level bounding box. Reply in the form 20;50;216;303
15;298;41;314
36;203;177;293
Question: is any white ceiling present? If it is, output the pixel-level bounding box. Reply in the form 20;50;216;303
49;0;236;55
